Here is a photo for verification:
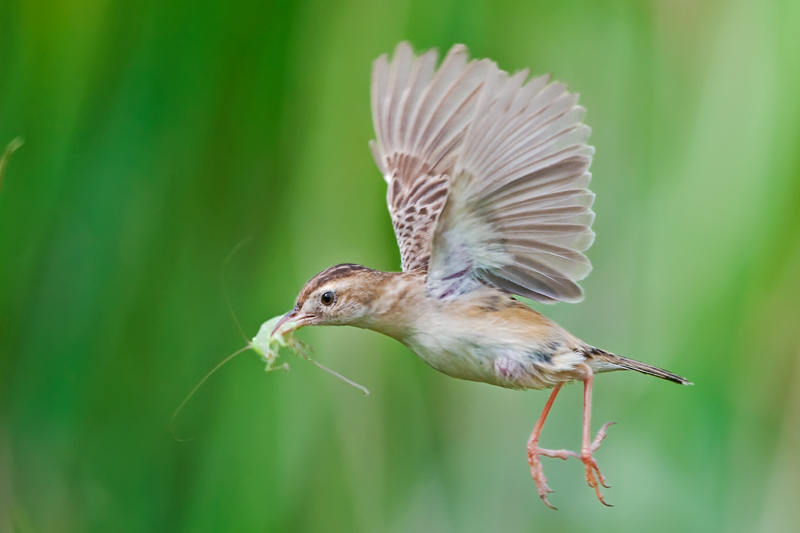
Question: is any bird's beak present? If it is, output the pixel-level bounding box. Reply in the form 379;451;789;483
271;308;313;337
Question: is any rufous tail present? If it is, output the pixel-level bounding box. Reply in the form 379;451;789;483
588;348;692;385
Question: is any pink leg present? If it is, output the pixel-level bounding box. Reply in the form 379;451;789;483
527;383;577;509
580;368;615;506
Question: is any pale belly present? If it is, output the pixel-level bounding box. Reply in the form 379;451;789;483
400;317;587;390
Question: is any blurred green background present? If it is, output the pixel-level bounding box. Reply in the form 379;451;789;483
2;0;799;531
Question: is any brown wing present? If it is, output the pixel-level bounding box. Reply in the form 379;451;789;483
369;42;492;271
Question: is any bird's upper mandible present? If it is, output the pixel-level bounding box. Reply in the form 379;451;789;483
370;42;596;303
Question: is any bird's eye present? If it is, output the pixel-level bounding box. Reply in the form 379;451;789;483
320;291;335;306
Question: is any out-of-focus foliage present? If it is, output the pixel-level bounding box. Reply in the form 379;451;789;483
1;0;799;531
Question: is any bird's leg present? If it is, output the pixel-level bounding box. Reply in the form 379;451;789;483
580;368;615;506
527;383;576;509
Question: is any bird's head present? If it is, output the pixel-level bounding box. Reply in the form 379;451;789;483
272;264;393;337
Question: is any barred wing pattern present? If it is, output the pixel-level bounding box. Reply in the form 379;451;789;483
371;43;596;303
370;43;492;271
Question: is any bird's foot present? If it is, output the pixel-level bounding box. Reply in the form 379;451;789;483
527;442;578;510
580;421;615;506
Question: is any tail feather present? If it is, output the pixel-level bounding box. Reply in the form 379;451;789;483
588;349;693;385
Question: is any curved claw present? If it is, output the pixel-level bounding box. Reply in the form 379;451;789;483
540;493;558;511
583;455;613;506
528;444;576;510
580;421;615;505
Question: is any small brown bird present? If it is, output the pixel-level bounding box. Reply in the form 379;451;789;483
273;42;691;508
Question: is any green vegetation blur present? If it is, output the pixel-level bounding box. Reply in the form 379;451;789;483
2;0;799;531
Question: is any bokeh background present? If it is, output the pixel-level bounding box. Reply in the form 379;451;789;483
2;0;799;531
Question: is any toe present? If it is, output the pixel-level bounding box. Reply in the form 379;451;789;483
590;421;616;452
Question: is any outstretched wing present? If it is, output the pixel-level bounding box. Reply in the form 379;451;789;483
426;57;596;302
370;42;492;271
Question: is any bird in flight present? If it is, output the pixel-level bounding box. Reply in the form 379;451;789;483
272;42;691;508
